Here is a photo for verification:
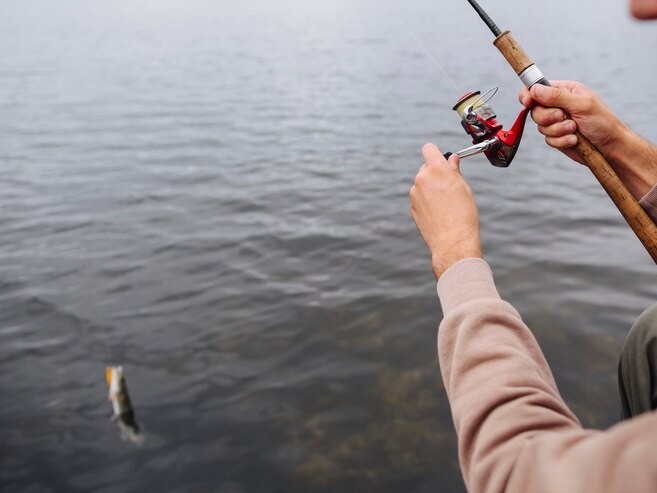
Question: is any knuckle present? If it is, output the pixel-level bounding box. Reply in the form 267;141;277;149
562;119;576;133
566;135;579;147
530;109;542;124
531;107;549;125
580;97;594;113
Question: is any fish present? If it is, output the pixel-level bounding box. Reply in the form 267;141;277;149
106;366;144;446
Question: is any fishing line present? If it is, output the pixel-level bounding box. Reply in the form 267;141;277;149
391;7;463;95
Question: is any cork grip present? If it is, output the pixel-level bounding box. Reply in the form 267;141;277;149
575;134;657;263
493;30;657;264
493;30;534;75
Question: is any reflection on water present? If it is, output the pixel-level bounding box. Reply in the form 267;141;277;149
1;0;656;491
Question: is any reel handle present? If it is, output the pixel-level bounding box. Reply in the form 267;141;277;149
494;30;657;265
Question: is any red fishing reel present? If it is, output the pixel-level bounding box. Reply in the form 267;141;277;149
444;87;531;167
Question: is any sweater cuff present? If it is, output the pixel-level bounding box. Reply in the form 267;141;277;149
437;258;501;316
639;183;657;225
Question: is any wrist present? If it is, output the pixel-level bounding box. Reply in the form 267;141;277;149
431;242;483;279
605;123;640;165
606;127;657;199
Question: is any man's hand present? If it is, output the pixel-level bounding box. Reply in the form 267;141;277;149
518;80;628;166
410;144;482;279
519;80;657;200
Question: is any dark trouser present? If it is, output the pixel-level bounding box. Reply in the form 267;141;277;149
618;302;657;419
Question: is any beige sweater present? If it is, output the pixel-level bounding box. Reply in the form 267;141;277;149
436;186;657;493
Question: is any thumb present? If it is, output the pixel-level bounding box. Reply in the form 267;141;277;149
530;84;580;112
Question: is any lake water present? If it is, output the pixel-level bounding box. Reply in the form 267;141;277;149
1;0;657;491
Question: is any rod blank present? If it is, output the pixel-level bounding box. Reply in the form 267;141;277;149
465;0;501;36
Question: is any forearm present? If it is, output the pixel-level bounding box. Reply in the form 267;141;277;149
438;258;580;492
437;259;657;493
604;125;657;201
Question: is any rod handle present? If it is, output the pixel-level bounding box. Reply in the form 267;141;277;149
493;30;657;264
574;132;657;263
493;30;534;75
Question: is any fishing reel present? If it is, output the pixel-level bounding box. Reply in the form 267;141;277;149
444;87;531;167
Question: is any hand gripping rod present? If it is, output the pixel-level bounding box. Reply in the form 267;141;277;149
465;0;657;264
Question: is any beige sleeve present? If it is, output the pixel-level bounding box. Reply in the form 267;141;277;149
437;258;657;493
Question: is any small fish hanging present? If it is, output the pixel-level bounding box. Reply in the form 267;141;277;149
106;366;144;446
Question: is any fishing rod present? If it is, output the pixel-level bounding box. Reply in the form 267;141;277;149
446;0;657;264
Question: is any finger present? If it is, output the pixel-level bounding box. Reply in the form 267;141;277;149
529;83;583;113
631;0;657;19
446;153;461;173
545;134;579;149
531;106;567;126
422;143;447;166
549;80;584;91
518;87;533;108
536;119;577;138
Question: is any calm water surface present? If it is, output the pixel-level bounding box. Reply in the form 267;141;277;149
1;0;657;491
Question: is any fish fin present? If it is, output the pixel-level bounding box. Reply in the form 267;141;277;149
106;367;112;386
118;421;144;446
